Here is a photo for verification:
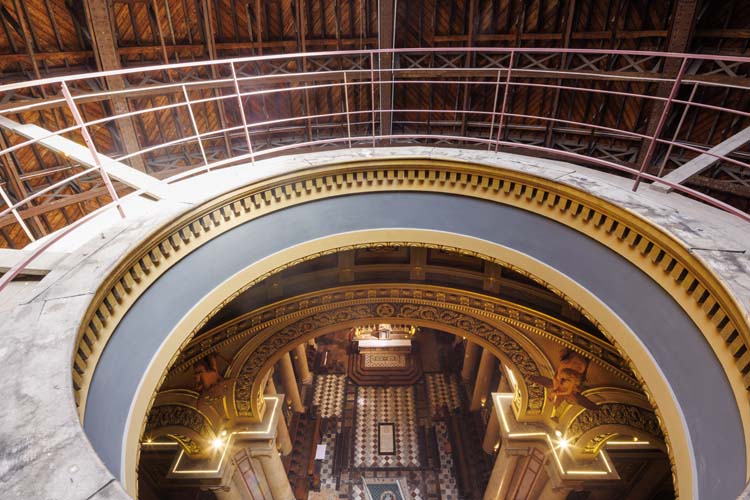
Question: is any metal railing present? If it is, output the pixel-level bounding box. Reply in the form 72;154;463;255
1;47;750;291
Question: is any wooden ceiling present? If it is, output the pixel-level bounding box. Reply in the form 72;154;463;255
1;0;749;249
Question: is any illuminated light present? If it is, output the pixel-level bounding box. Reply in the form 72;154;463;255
494;393;616;479
173;396;283;475
236;397;280;435
509;432;547;438
146;438;152;444
172;444;229;474
565;470;609;476
607;440;650;446
546;435;566;474
496;394;513;433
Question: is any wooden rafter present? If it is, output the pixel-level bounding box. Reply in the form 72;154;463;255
0;0;749;250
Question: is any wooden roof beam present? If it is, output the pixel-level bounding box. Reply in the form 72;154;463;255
291;0;313;143
459;0;477;140
0;184;112;227
10;0;43;84
0;131;46;239
199;0;232;158
82;0;148;173
544;0;576;149
378;0;395;141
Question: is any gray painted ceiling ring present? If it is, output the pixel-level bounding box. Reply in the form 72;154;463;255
85;191;744;499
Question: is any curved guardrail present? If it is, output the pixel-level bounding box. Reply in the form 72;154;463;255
1;48;750;290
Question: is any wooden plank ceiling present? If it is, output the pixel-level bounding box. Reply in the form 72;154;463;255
0;0;749;249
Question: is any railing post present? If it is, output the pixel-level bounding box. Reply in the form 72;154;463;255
656;82;698;178
60;82;125;218
344;72;353;148
370;52;377;147
181;84;209;170
494;51;515;153
487;69;503;150
230;62;255;165
0;184;34;242
632;56;688;191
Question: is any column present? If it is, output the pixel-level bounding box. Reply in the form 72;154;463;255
293;344;313;384
483;444;520;500
482;407;500;454
265;370;292;455
200;459;249;500
538;478;573;500
275;414;292;456
264;372;277;395
249;440;294;500
278;352;304;413
470;348;498;411
482;377;504;453
211;485;245;500
460;340;481;382
230;467;252;499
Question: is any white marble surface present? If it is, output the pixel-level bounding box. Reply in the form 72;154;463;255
1;146;748;499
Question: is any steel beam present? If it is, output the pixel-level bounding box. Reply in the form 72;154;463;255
652;125;750;191
378;0;395;141
0;116;172;200
635;0;699;169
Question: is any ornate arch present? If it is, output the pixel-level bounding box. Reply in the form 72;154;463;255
564;388;665;459
144;401;216;456
147;282;648;453
221;288;559;423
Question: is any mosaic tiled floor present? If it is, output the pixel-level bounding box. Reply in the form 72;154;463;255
354;386;420;468
363;352;408;368
425;373;462;416
362;478;410;500
319;421;340;491
434;422;460;500
312;374;346;418
349;474;425;500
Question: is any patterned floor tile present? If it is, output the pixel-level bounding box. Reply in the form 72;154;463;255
425;373;462;416
434;422;460;500
319;421;341;491
354;386;420;468
313;374;346;418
